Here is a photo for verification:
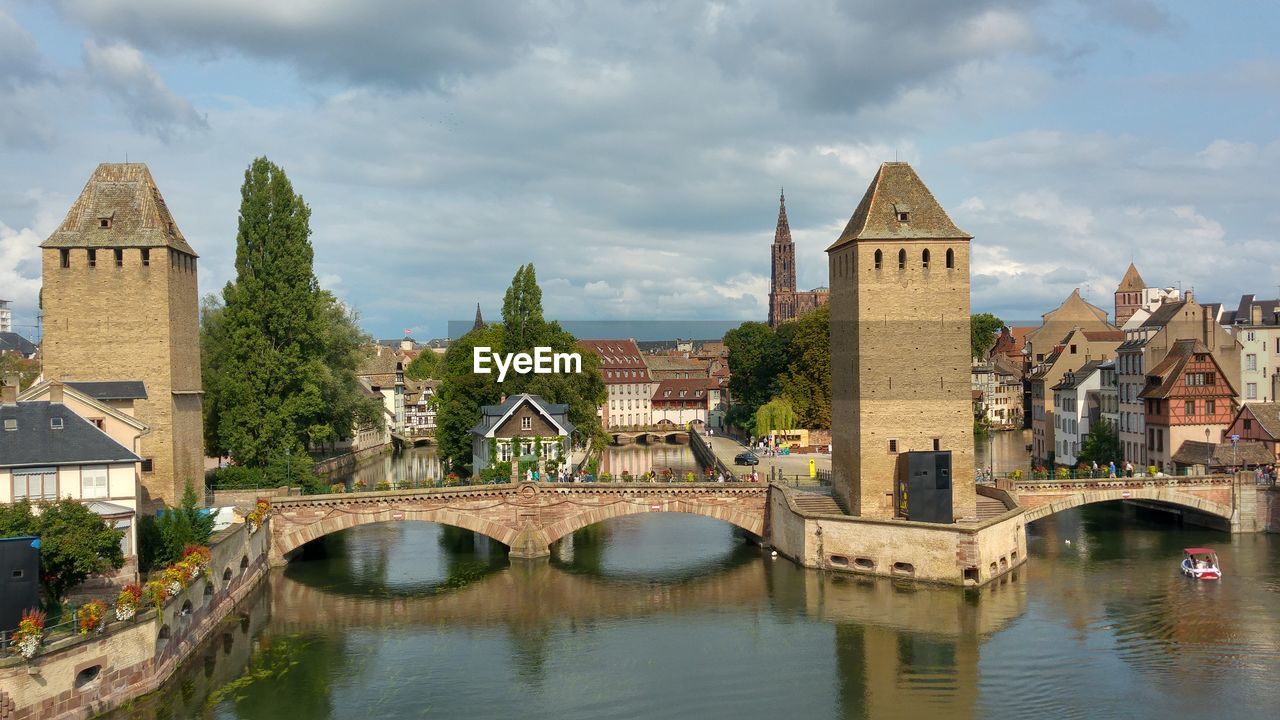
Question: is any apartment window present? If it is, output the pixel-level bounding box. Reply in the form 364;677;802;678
521;416;532;430
81;465;109;499
1247;383;1258;400
932;438;941;451
897;249;906;269
888;439;898;453
1247;354;1258;371
141;248;150;266
13;468;57;502
1070;345;1077;354
1206;399;1216;415
874;249;882;269
1205;372;1215;386
89;418;105;430
922;249;930;268
946;248;955;269
1245;419;1253;430
60;248;70;268
140;458;154;472
1185;400;1196;416
114;248;123;267
87;249;96;268
1247;332;1256;342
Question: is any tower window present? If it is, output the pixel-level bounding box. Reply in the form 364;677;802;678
60;248;70;268
141;248;150;266
932;438;941;451
874;249;882;269
922;249;930;268
897;249;906;269
114;248;123;267
946;248;955;269
87;249;96;268
888;439;899;453
897;211;910;223
99;218;111;229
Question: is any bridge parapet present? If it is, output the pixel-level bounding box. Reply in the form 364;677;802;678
1012;473;1255;530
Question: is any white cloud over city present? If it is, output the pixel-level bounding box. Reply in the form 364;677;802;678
0;0;1276;339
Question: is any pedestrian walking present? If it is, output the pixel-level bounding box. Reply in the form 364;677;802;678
1108;460;1116;478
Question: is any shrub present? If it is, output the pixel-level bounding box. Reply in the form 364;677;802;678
329;482;345;494
142;580;168;610
375;480;391;492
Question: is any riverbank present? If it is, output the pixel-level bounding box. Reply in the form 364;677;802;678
0;519;271;719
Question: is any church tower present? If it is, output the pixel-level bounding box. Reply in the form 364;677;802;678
1114;263;1145;327
827;163;975;520
769;190;797;329
40;164;204;508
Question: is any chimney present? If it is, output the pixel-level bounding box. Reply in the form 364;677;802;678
1184;290;1194;303
49;381;64;405
1251;303;1262;325
1;383;16;405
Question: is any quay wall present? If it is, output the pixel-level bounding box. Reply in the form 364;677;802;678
0;520;271;719
768;484;1025;587
311;442;393;477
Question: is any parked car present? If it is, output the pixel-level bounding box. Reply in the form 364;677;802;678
734;452;759;466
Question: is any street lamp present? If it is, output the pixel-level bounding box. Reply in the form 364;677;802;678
1204;428;1211;475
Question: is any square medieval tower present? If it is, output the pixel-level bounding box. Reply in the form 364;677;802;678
40;163;204;508
826;162;976;521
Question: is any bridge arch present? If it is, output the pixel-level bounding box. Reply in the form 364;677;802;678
542;501;766;547
1021;487;1232;525
275;507;519;561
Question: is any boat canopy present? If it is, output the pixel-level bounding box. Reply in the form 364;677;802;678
1183;548;1217;556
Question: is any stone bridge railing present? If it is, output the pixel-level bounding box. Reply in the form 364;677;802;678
1011;473;1252;528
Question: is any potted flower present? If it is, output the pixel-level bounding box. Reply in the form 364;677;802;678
142;580;168;611
246;499;271;533
76;600;108;636
161;564;189;597
353;480;368;492
115;583;143;621
375;480;391;492
329;482;345;494
11;609;45;659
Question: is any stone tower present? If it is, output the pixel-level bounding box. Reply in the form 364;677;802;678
769;190;797;328
40;163;204;508
1114;263;1145;327
826;162;976;520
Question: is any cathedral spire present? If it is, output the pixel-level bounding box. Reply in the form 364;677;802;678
774;187;792;244
473;302;484;331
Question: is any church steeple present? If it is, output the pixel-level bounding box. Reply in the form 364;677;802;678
473;302;484;331
775;188;793;245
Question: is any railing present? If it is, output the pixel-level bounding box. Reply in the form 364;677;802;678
0;616;83;652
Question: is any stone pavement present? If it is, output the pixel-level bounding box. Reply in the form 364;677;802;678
705;434;830;480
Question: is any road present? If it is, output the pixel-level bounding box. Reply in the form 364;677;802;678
705;434;831;480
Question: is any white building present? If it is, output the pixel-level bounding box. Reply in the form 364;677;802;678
1051;361;1108;467
578;339;654;428
1225;295;1280;404
0;299;11;333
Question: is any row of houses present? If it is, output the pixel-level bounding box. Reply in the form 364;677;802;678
984;262;1280;473
577;339;729;430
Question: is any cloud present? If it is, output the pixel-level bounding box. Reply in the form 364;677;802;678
0;8;43;89
82;39;207;140
1076;0;1174;35
0;222;44;329
52;0;545;90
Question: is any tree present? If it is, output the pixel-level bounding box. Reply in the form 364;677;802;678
0;500;124;606
723;321;788;434
1078;418;1122;466
203;158;372;478
405;350;441;381
755;397;797;437
140;482;215;571
778;304;830;429
0;352;41;391
971;313;1004;360
434;264;606;474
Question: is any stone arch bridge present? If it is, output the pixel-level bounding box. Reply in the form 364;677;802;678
269;482;767;564
1009;474;1260;531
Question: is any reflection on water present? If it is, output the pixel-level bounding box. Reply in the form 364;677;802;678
599;442;701;478
110;452;1280;720
975;429;1031;476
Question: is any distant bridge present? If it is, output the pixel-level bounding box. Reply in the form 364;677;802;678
608;426;690;445
269;482;767;564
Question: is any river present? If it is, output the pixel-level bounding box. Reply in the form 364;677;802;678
107;445;1280;720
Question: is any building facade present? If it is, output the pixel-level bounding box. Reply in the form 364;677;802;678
470;394;574;472
1028;327;1122;465
768;191;829;328
39;163;203;508
1228;295;1280;404
1139;339;1238;472
0;298;10;333
650;378;720;427
1050;361;1107;467
1224;403;1280;463
578;339;654;428
827;162;976;520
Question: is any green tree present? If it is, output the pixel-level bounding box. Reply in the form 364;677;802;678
971;313;1004;360
202;158;373;480
0;500;124;606
778;304;831;429
755;396;797;436
1078;418;1122;466
140;482;216;572
723;321;788;434
434;264;606;474
0;352;41;391
405;350;441;380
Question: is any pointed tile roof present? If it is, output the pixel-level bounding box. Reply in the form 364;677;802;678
473;303;485;331
827;162;971;251
1117;263;1145;292
42;163;196;255
774;189;792;244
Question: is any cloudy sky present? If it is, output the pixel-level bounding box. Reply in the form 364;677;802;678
1;1;1277;340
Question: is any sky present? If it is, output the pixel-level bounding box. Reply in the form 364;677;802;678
1;0;1277;341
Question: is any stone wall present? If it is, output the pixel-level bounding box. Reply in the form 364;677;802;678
768;484;1025;587
311;442;392;477
211;486;297;513
0;520;270;719
1261;487;1280;533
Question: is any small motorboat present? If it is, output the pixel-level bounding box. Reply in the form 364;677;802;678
1180;548;1221;580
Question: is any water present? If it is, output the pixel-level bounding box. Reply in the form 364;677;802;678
975;428;1031;477
109;448;1280;720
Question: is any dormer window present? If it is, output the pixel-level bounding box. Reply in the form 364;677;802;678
50;417;64;430
897;212;909;222
98;217;112;229
893;203;911;223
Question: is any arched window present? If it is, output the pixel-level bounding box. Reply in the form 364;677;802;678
897;249;906;269
945;248;955;269
874;249;882;269
922;249;931;268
